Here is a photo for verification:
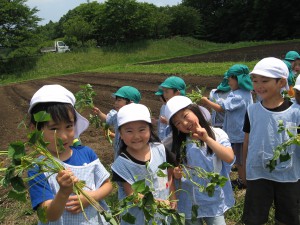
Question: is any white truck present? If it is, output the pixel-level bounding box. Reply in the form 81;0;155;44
40;41;70;53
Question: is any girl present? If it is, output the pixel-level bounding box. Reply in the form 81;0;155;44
27;84;113;225
165;95;235;225
111;103;177;225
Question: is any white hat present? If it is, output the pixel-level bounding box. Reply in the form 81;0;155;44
165;96;192;122
250;57;289;90
117;103;151;127
294;76;300;91
29;84;89;138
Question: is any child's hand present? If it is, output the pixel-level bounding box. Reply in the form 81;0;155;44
93;106;101;115
170;200;178;210
65;191;91;214
173;166;183;179
191;122;209;142
56;169;78;196
200;97;209;107
160;116;168;125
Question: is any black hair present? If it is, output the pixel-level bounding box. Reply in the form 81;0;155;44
118;123;160;155
169;104;215;165
115;96;131;104
30;102;77;130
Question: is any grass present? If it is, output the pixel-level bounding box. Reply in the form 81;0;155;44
1;36;298;85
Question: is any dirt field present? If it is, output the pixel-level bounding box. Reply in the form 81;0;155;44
0;41;299;224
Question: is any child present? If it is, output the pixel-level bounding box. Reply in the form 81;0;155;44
27;84;113;225
242;57;300;225
160;75;186;102
154;87;171;142
164;95;235;225
283;51;300;96
293;75;300;104
93;85;141;159
111;103;177;225
201;64;253;189
208;71;231;128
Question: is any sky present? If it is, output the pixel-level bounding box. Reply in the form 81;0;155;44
26;0;182;25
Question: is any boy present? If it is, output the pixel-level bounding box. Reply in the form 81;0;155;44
28;84;113;225
93;86;141;159
242;57;300;225
201;64;253;189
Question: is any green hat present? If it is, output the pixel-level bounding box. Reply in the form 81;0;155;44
155;87;163;96
283;60;295;86
112;86;141;103
217;71;231;92
227;64;253;91
284;51;300;61
160;76;186;96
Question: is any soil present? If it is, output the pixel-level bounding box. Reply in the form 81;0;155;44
0;41;299;224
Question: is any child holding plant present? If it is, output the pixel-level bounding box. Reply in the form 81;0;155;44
208;71;231;128
242;57;300;225
111;103;177;225
165;95;235;225
27;84;113;225
93;85;141;159
201;64;253;189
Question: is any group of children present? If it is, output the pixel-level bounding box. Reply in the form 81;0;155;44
27;50;300;225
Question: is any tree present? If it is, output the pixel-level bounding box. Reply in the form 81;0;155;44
0;0;41;73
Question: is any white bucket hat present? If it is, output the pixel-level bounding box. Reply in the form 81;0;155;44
117;103;151;127
165;96;192;122
294;76;300;91
250;57;289;90
28;84;89;138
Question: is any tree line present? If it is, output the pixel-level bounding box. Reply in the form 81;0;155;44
1;0;299;72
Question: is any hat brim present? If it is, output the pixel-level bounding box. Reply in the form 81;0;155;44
74;110;89;138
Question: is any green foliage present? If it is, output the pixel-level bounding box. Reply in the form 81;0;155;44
266;120;300;172
75;84;113;145
186;86;206;103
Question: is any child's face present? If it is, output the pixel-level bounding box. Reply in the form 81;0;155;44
114;97;128;111
228;76;239;91
41;111;75;156
172;108;199;134
163;88;180;102
120;121;150;152
252;74;284;100
294;89;300;104
293;59;300;74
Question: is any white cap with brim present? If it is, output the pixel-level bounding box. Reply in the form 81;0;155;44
165;96;192;122
117;103;151;127
28;84;89;138
294;76;300;91
250;57;289;90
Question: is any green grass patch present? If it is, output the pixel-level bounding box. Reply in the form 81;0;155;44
1;37;299;85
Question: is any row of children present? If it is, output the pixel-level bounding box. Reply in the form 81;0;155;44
27;52;300;225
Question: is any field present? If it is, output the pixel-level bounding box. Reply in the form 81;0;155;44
1;41;300;224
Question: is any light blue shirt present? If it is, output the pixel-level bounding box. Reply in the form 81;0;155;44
209;89;230;127
176;127;235;219
222;89;253;143
111;142;170;225
106;109;120;159
246;102;300;182
157;104;171;141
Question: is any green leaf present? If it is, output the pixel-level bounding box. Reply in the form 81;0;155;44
131;179;147;193
279;153;291;162
33;111;51;123
28;130;43;145
191;204;199;222
122;212;136;224
156;170;167;177
10;176;26;192
158;162;173;170
7;189;27;202
37;206;48;224
7;141;25;164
